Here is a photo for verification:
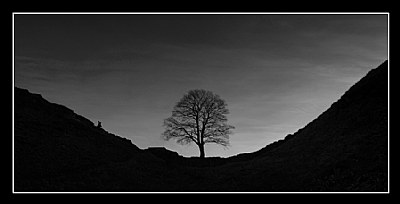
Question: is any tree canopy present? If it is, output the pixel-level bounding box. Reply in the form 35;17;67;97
162;89;234;158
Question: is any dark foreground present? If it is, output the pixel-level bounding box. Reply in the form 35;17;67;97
14;61;388;192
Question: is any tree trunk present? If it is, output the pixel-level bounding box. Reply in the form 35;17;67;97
199;143;205;158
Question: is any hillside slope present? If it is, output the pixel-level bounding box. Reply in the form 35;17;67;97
13;60;388;192
217;60;388;191
14;88;141;191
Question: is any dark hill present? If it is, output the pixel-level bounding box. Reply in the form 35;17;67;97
217;60;388;191
13;60;388;192
14;88;141;191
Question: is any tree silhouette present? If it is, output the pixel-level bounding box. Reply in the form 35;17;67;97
162;89;234;158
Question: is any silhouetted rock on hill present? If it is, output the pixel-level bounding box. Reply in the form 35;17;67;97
144;147;229;167
145;147;180;161
14;87;141;191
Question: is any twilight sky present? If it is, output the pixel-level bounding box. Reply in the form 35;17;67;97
14;13;388;157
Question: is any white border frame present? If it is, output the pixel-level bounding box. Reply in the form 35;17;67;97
12;12;390;194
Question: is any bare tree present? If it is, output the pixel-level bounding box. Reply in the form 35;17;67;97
162;89;234;158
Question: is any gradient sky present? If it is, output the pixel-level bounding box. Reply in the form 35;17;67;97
14;13;388;157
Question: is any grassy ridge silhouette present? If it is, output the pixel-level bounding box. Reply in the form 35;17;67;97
14;60;388;191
